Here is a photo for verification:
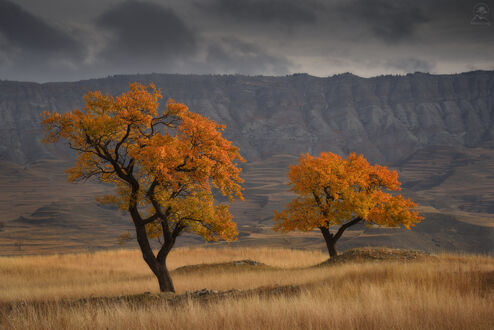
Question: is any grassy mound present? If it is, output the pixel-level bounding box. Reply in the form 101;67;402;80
317;247;431;266
172;259;269;274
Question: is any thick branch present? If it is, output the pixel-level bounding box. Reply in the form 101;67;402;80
142;213;159;225
175;156;198;173
160;216;172;242
319;226;333;240
323;187;334;202
125;158;135;175
147;179;159;197
133;218;158;274
156;221;183;263
146;180;175;243
333;217;363;242
312;192;322;207
147;183;169;220
313;192;329;217
115;124;131;163
171;222;184;238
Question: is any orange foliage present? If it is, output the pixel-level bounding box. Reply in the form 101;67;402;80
41;83;244;242
274;152;423;232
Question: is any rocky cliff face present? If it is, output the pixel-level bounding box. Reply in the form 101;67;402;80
1;71;494;164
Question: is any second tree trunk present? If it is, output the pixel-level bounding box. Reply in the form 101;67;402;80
320;227;338;258
156;263;175;293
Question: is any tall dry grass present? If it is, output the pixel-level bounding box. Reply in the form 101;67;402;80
0;247;493;329
0;247;327;302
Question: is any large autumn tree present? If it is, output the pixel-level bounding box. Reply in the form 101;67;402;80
42;83;244;292
274;152;422;258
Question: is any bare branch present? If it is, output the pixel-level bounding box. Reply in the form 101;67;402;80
171;222;184;238
181;217;219;238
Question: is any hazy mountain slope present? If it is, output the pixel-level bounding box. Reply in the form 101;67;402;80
1;71;494;255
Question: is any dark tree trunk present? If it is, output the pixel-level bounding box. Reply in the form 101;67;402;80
102;145;180;293
325;237;338;258
155;241;175;293
320;227;338;258
319;217;363;258
133;221;176;293
156;262;175;292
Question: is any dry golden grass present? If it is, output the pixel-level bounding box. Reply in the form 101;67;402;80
0;247;327;302
0;247;493;329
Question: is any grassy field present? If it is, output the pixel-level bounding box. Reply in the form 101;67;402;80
0;247;493;329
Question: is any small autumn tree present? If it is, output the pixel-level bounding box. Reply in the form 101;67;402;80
42;83;244;292
274;152;422;258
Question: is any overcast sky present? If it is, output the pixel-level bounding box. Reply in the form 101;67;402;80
1;0;493;82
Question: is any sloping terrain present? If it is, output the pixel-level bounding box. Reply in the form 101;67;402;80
1;72;494;255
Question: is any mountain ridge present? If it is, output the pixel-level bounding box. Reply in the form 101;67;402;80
2;70;494;164
2;69;493;85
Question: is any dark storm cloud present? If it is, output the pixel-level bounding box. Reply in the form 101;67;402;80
0;0;82;56
0;0;493;81
206;37;292;75
336;0;430;43
92;1;293;76
199;0;322;24
95;0;197;61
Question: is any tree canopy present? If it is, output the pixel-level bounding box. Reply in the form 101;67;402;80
274;152;423;257
42;83;244;291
